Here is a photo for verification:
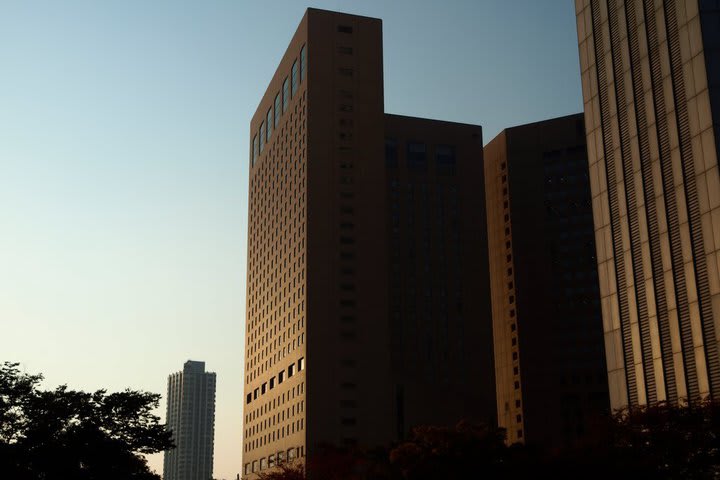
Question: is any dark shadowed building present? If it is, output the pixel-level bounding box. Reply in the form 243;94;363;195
384;114;495;439
485;114;609;448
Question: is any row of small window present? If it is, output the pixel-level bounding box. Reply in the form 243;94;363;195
500;159;522;424
246;357;305;405
385;140;456;170
252;45;307;167
244;447;304;475
247;332;305;383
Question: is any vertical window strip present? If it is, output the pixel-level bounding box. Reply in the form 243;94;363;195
625;0;677;402
259;122;265;153
267;108;273;141
608;0;657;404
663;0;720;397
292;60;299;97
300;45;306;82
643;0;697;400
283;77;290;112
591;0;638;406
274;93;281;128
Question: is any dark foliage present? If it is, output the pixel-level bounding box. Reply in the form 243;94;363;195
245;402;720;479
0;361;173;480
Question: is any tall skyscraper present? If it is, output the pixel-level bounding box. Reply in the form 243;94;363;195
164;360;217;480
243;8;495;476
576;0;720;409
384;115;495;440
485;114;609;448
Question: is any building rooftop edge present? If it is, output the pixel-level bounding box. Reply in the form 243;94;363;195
384;112;482;130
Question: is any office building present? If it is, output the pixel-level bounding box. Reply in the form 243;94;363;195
485;114;609;447
576;0;720;409
385;115;495;440
163;360;217;480
243;8;494;476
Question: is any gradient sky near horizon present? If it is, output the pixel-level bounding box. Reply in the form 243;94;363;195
0;1;581;478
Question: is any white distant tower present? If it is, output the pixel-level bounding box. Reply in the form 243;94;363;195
163;360;216;480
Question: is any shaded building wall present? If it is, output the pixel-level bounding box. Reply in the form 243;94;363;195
485;114;609;448
305;9;394;452
576;0;720;409
384;114;496;436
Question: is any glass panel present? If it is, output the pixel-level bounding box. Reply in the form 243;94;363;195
274;93;281;127
282;77;290;112
291;60;298;96
300;45;306;81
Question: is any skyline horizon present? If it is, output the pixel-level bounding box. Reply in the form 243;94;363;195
0;1;583;478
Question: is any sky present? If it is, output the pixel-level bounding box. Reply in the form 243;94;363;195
0;1;582;478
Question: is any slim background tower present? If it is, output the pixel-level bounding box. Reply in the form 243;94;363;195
164;360;217;480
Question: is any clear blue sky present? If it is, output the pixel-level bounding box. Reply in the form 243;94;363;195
0;1;581;478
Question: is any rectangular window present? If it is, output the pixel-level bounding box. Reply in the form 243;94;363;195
266;108;273;141
279;371;285;383
259;122;265;153
385;138;398;168
292;60;299;96
300;45;306;81
298;357;305;371
282;77;290;112
246;393;252;404
436;145;456;165
274;93;281;127
252;135;259;166
288;364;295;377
407;142;427;169
270;377;276;389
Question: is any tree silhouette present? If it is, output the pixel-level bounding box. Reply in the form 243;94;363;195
0;361;173;480
389;421;507;479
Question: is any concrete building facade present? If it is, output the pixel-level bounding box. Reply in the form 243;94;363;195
576;0;720;409
164;360;217;480
485;114;609;448
243;9;495;476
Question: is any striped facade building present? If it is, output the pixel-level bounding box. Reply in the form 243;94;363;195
576;0;720;408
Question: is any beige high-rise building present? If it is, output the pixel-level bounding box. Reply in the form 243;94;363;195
243;10;390;475
243;8;495;477
576;0;720;409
